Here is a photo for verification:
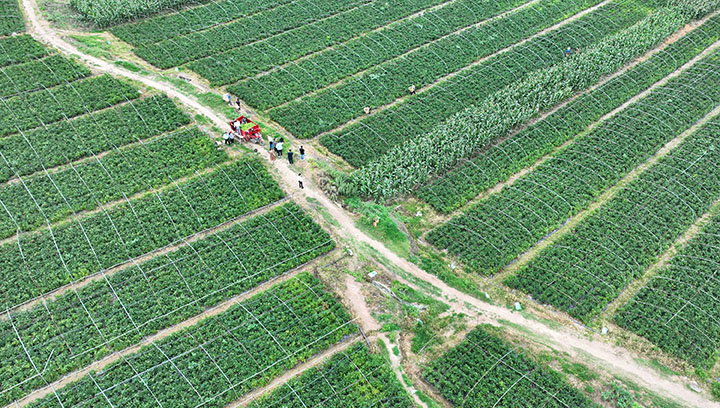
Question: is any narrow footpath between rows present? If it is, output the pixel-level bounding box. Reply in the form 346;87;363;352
17;0;719;406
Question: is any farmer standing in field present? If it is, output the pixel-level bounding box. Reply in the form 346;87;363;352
297;173;304;189
409;84;416;95
276;139;284;157
228;131;235;144
299;145;305;160
223;132;230;145
288;149;294;164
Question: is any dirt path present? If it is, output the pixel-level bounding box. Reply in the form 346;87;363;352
344;275;381;332
379;333;428;408
17;0;720;407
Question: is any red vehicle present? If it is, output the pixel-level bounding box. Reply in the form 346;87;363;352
229;116;263;144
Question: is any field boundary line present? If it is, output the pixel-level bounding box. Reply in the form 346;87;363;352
267;0;542;110
597;196;720;322
242;0;465;83
426;25;720;225
313;0;614;140
8;257;335;408
2;195;291;318
0;156;240;246
226;335;363;408
493;101;720;283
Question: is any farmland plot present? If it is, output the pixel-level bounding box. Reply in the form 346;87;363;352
615;188;720;369
0;54;90;98
271;0;622;138
321;0;663;167
418;13;720;213
0;203;335;405
0;94;190;182
506;117;720;322
25;273;355;408
229;0;530;109
425;326;596;407
0;74;141;137
0;160;285;307
111;0;296;46
0;128;226;238
428;47;720;277
0;0;24;35
248;343;413;407
0;34;47;67
187;0;451;84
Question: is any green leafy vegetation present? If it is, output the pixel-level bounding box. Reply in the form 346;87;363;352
0;159;285;307
0;127;226;238
0;0;25;35
27;273;355;408
425;326;597;407
418;13;720;213
507;113;720;322
0;94;190;182
229;0;529;109
0;54;90;98
0;35;47;67
430;43;720;277
0;203;335;405
248;343;413;407
0;74;141;137
615;185;720;368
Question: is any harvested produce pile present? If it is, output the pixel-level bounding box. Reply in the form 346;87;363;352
425;326;596;407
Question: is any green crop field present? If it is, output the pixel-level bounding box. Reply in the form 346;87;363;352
4;0;720;406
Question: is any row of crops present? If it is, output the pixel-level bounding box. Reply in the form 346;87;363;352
272;0;614;139
425;326;596;407
229;0;531;110
507;115;720;322
0;159;285;307
0;201;336;404
418;12;720;213
326;0;664;173
25;273;356;408
429;45;720;276
615;185;720;369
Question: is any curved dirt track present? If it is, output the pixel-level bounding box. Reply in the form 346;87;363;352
17;0;719;406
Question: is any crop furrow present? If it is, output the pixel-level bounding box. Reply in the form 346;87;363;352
320;0;657;164
429;47;720;278
0;94;191;183
0;75;141;138
0;128;228;240
506;111;720;323
111;0;296;47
